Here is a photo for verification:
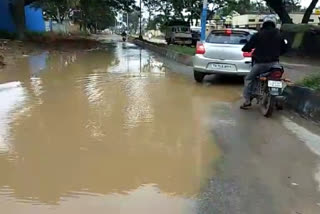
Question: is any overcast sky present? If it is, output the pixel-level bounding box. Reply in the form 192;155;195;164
300;0;319;7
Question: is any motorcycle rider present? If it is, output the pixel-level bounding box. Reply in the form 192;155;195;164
121;31;127;41
240;15;288;109
121;31;127;37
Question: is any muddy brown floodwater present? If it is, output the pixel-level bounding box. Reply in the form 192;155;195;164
0;42;242;214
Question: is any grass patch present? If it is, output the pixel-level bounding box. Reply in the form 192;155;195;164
299;73;320;91
282;24;320;33
168;45;195;56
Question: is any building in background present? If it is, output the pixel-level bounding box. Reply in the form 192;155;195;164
232;12;320;29
0;0;45;33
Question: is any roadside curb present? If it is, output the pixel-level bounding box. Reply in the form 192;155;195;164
132;39;193;66
283;86;320;123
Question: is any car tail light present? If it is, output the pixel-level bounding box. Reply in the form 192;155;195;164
270;70;283;79
243;52;252;57
243;49;254;58
196;42;205;54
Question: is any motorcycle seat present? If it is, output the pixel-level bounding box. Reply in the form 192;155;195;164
269;64;284;71
256;65;284;78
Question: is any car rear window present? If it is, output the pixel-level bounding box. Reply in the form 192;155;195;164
178;27;190;33
206;31;252;44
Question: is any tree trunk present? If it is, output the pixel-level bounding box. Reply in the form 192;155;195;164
266;0;293;24
11;0;26;40
302;0;319;23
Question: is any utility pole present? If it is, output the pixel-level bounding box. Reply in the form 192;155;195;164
126;0;129;33
127;12;129;33
139;0;143;39
201;0;208;41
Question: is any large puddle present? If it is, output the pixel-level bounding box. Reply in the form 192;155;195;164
0;42;241;213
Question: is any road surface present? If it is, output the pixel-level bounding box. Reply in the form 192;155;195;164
0;37;320;214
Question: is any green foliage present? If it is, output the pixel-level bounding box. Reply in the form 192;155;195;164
146;15;167;31
221;0;269;16
31;0;79;23
281;24;320;33
31;0;136;33
284;0;301;12
128;10;141;33
299;73;320;91
76;0;135;32
143;0;233;31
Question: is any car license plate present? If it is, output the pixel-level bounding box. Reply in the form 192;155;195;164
210;63;236;71
268;80;283;88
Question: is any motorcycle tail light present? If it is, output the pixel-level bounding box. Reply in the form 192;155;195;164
270;70;283;79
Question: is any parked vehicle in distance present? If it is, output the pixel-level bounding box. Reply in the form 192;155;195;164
191;27;201;46
193;29;257;82
165;21;193;45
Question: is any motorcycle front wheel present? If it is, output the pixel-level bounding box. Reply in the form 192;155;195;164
260;92;274;117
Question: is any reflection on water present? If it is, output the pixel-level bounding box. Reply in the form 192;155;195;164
0;42;240;213
0;82;27;153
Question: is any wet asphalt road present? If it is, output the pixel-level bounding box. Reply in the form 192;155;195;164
0;36;320;214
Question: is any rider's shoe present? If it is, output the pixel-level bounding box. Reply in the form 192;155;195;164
240;102;252;110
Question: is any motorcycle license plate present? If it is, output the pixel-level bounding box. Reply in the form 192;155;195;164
268;80;283;88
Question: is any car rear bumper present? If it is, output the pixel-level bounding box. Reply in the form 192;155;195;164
193;54;252;76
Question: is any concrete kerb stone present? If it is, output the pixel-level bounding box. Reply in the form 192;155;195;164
283;86;320;123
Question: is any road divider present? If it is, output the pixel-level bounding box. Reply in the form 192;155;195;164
284;86;320;123
131;38;193;66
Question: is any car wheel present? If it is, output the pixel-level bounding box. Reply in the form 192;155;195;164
194;71;205;83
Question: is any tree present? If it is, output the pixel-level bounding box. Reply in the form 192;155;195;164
284;0;301;12
265;0;293;24
10;0;26;40
146;15;167;31
302;0;319;23
128;10;140;34
32;0;79;23
143;0;231;26
77;0;135;33
221;0;268;16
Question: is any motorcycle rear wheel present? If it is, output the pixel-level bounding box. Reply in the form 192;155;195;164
260;93;274;117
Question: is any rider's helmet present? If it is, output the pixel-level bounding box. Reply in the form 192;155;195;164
263;15;277;28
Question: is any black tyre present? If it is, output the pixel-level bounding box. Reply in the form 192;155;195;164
194;71;206;83
260;93;275;117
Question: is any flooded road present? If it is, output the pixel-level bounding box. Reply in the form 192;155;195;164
0;41;242;213
1;39;320;214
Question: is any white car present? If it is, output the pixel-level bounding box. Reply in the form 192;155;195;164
193;29;257;82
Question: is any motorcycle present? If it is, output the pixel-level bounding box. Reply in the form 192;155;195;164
122;36;127;42
251;65;289;117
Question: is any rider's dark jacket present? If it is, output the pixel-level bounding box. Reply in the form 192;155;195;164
242;26;288;63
